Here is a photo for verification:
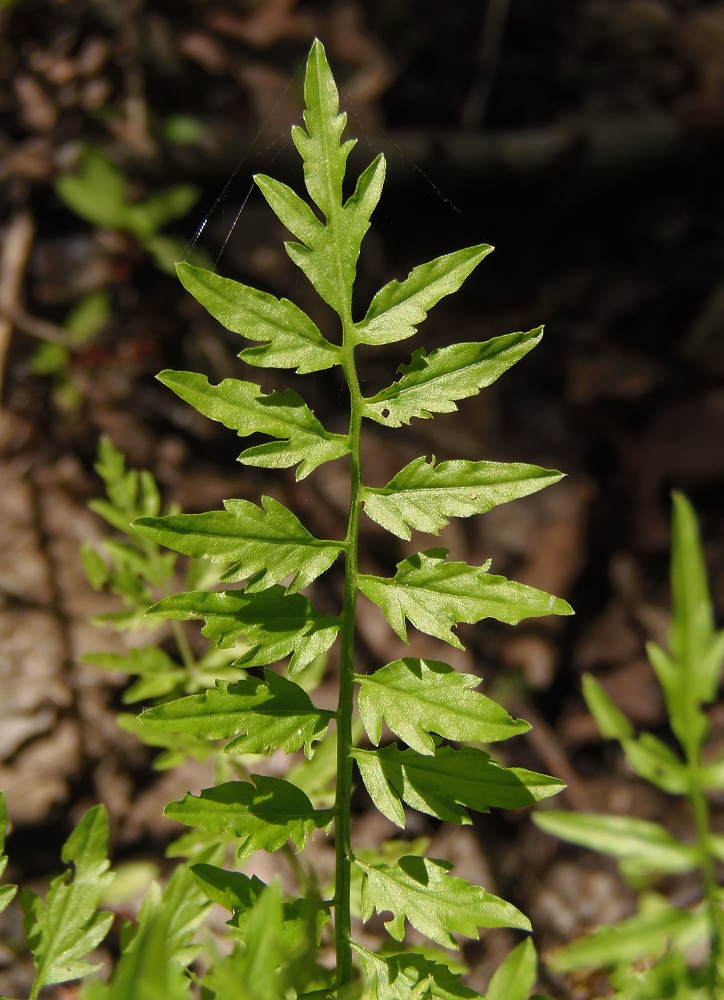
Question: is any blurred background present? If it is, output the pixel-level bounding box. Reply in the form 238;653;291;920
1;0;724;995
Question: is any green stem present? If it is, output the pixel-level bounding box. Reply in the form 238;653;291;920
684;740;720;986
172;619;196;673
334;313;364;987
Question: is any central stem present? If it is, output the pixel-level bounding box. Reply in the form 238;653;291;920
334;309;363;987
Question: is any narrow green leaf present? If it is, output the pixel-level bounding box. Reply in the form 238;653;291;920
352;744;565;827
135;495;342;593
0;795;17;916
359;548;573;647
176;263;340;374
363;329;543;427
621;733;688;795
157;370;348;480
362;456;563;539
547;898;702;972
356;855;531;948
82;647;187;703
581;674;633;741
533;811;699;874
354;942;481;999
356;658;529;754
165;776;334;860
148;587;340;674
141;670;334;758
24;806;115;995
354;245;493;346
670;491;718;702
485;938;538;1000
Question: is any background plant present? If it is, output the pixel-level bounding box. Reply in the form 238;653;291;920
535;492;724;999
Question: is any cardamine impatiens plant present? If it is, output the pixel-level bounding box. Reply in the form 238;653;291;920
0;38;574;999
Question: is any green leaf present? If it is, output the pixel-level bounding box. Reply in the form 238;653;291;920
255;39;385;315
157;370;348;480
135;495;342;594
363;329;543;427
356;658;529;754
621;733;689;795
669;491;718;702
581;674;634;741
352;744;565;827
354;942;481;999
82;886;192;1000
533;811;700;874
83;647;187;703
23;806;115;996
148;587;340;674
359;549;573;647
485;938;538;1000
0;795;17;916
362;456;563;539
191;863;266;916
176;263;341;374
355;245;493;346
547;896;704;972
140;670;334;758
135;861;214;969
356;855;530;948
55;147;128;231
165;776;334;860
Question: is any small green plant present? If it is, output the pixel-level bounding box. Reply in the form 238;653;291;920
535;492;724;999
55;146;200;273
0;39;575;999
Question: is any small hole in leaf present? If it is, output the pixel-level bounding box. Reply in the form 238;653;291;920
381;408;390;419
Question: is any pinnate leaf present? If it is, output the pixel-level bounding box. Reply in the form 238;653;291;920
533;811;699;874
83;646;187;703
157;370;348;480
148;586;340;674
165;776;333;860
352;743;565;827
354;942;481;999
356;855;530;948
363;328;542;427
356;658;529;754
362;455;562;539
23;805;115;994
135;495;342;593
354;245;493;346
176;262;340;374
141;670;334;758
359;548;573;647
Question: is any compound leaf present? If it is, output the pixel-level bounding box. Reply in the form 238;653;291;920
354;245;493;346
157;370;348;480
135;496;342;593
356;658;529;754
533;811;699;875
354;942;481;999
352;744;565;827
362;456;563;539
176;262;340;374
359;549;573;647
148;587;340;674
82;646;187;703
165;776;333;861
363;329;542;427
356;855;530;948
141;670;334;758
23;805;115;995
